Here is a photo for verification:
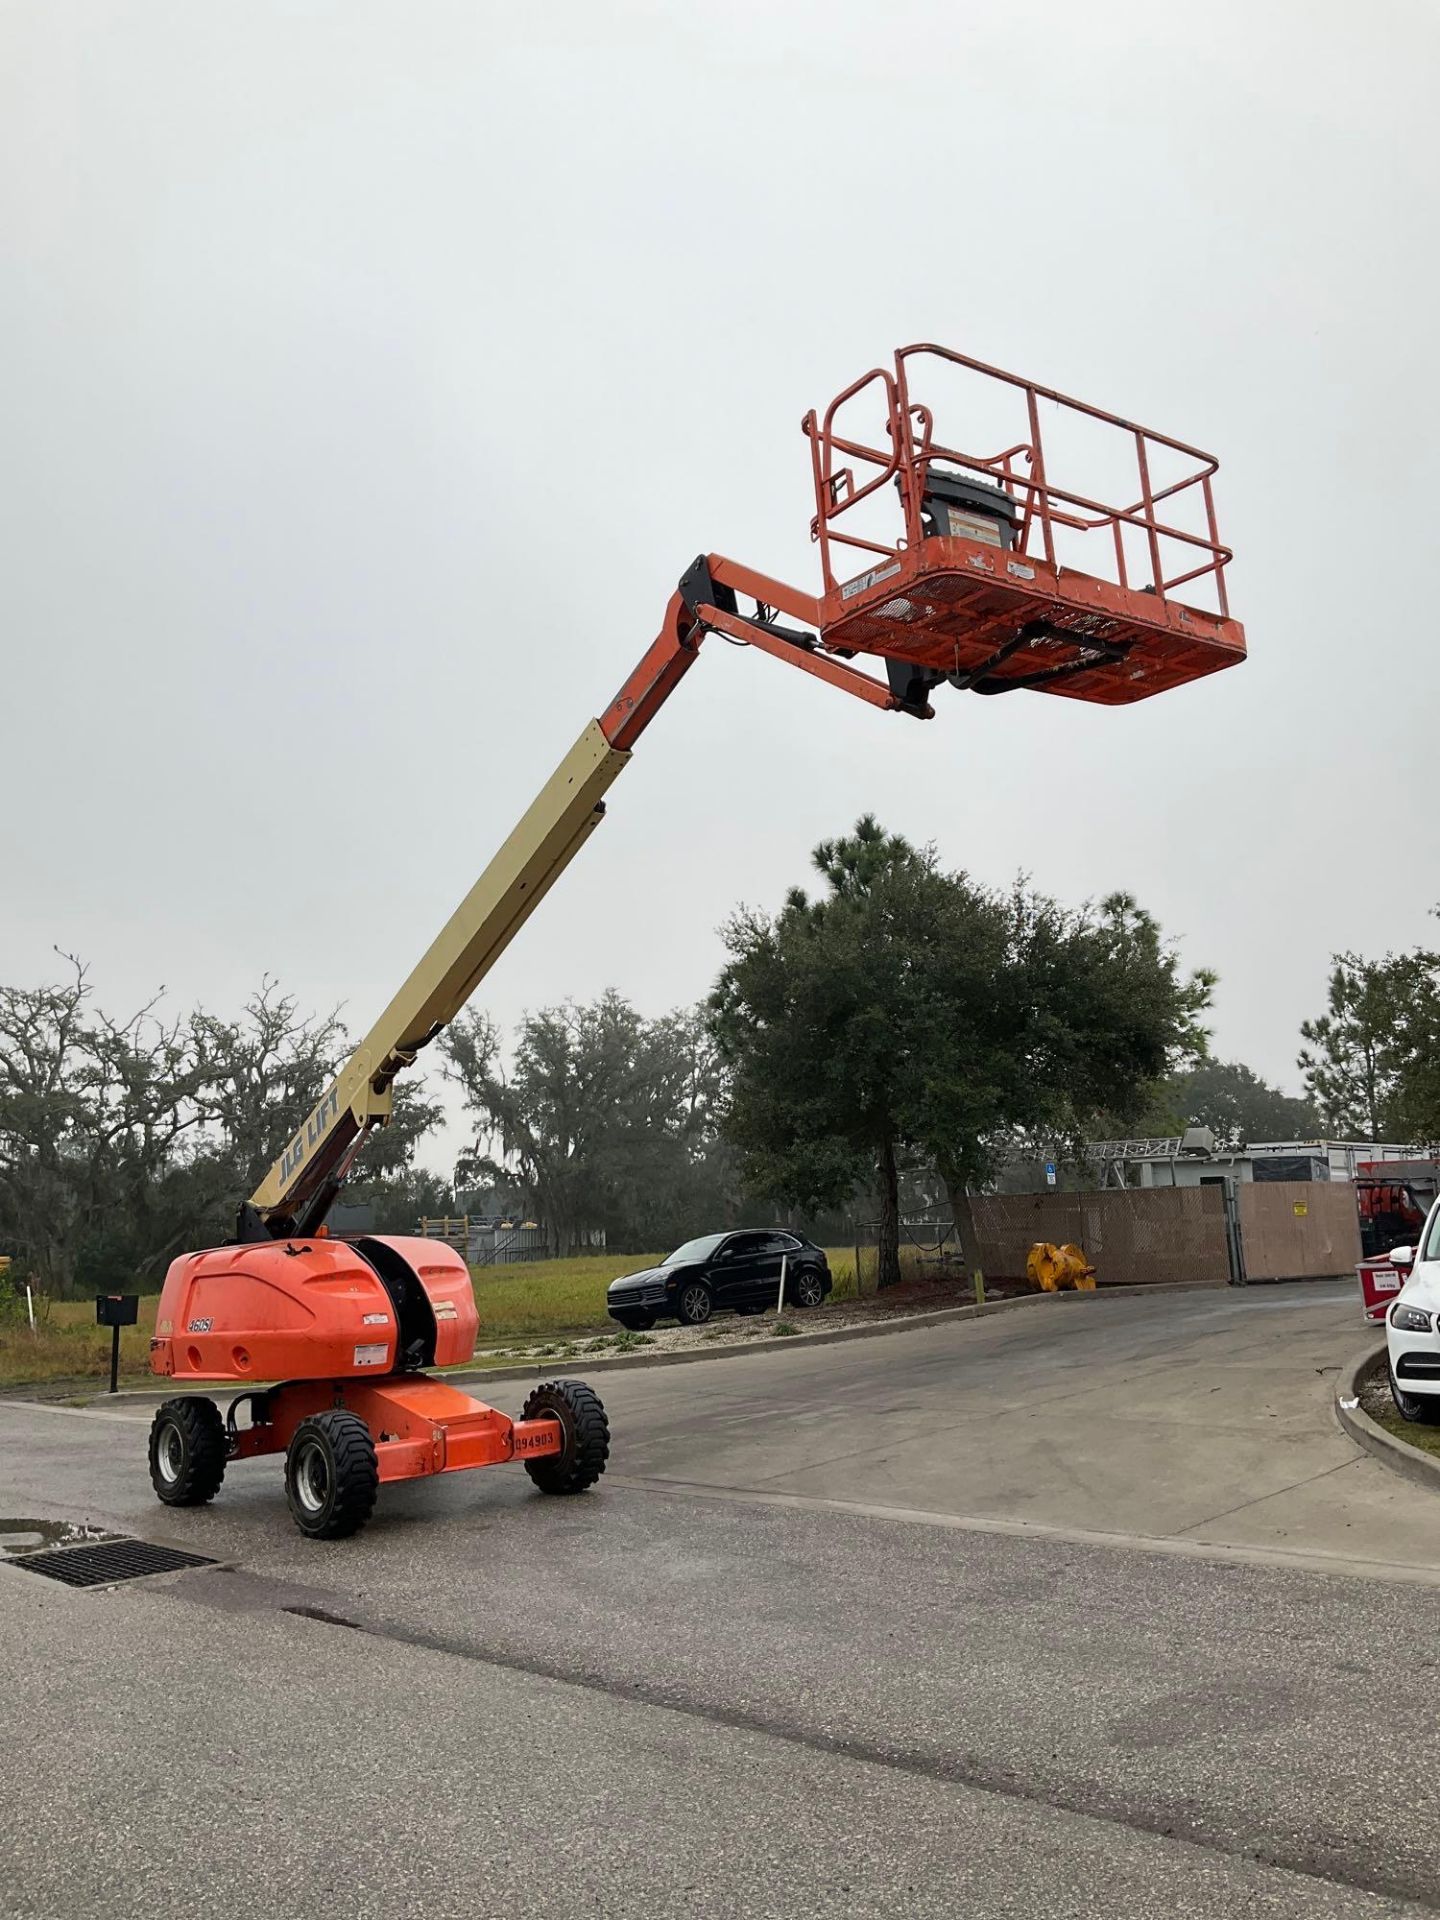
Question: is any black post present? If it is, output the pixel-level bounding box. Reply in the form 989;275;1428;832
96;1294;139;1393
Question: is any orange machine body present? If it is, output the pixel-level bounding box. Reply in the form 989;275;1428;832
149;1234;480;1383
224;1373;566;1484
147;1236;565;1491
814;529;1243;705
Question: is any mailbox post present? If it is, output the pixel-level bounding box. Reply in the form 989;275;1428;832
95;1294;139;1394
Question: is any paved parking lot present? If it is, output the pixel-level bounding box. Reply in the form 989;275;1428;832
3;1283;1437;1918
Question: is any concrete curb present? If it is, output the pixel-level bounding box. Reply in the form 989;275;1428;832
3;1278;1225;1408
1334;1341;1440;1494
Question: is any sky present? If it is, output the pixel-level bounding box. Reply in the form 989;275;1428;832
3;0;1438;1177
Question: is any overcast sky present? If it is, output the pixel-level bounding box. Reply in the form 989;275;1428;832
3;0;1438;1174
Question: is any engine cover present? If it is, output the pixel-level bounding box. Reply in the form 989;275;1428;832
148;1234;479;1382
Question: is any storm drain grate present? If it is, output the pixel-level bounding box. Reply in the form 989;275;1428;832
14;1539;216;1588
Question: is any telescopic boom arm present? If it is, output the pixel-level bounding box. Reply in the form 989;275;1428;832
241;554;925;1240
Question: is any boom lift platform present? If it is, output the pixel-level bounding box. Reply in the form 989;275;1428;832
147;345;1245;1538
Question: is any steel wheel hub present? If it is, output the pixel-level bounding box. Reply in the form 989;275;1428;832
295;1441;331;1514
157;1423;184;1485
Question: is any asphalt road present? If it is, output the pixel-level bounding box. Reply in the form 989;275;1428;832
3;1282;1438;1918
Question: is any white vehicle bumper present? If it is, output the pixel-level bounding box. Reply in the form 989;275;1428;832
1386;1307;1440;1399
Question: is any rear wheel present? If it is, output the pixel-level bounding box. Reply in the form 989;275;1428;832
613;1311;656;1332
791;1268;826;1309
285;1411;379;1539
520;1380;610;1495
676;1279;714;1326
149;1397;227;1507
1389;1360;1440;1425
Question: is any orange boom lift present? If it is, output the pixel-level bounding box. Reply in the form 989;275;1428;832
147;345;1245;1538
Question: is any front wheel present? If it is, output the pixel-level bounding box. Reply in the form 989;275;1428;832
675;1279;714;1326
285;1410;379;1539
520;1380;610;1495
1389;1360;1440;1426
790;1268;826;1309
149;1397;227;1507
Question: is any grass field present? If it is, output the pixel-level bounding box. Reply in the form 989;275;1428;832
0;1247;866;1390
0;1303;156;1390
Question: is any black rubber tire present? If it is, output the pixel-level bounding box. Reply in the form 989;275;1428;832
284;1410;379;1540
675;1279;714;1327
613;1311;656;1332
149;1397;228;1507
1389;1359;1440;1426
520;1379;610;1495
791;1268;827;1309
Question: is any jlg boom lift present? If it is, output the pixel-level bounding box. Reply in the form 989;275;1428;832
147;345;1245;1538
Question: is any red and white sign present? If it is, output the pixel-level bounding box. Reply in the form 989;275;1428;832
1357;1257;1403;1324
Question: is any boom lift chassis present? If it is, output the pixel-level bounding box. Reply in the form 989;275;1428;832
146;345;1244;1538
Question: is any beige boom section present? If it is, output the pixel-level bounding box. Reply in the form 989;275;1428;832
1237;1180;1362;1281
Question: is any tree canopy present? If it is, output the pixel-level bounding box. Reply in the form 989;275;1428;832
711;817;1213;1287
1298;930;1440;1141
0;959;442;1293
442;991;731;1255
1117;1059;1319;1148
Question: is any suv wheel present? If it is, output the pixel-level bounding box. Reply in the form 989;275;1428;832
676;1279;714;1326
792;1268;826;1309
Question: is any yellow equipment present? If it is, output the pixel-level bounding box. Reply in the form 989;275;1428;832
1026;1242;1097;1292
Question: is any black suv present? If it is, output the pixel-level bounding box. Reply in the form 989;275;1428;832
606;1230;832;1330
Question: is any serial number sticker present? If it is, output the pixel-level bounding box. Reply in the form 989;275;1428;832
186;1318;213;1334
361;1312;389;1326
433;1299;458;1321
513;1425;557;1456
353;1343;388;1367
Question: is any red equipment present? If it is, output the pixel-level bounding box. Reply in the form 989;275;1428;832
146;345;1245;1539
1357;1255;1407;1326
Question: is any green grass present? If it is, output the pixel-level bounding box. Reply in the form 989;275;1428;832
0;1246;867;1389
468;1251;665;1342
0;1299;156;1388
468;1247;866;1339
1372;1404;1440;1459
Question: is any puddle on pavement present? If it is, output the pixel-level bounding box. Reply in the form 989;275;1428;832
0;1519;122;1558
